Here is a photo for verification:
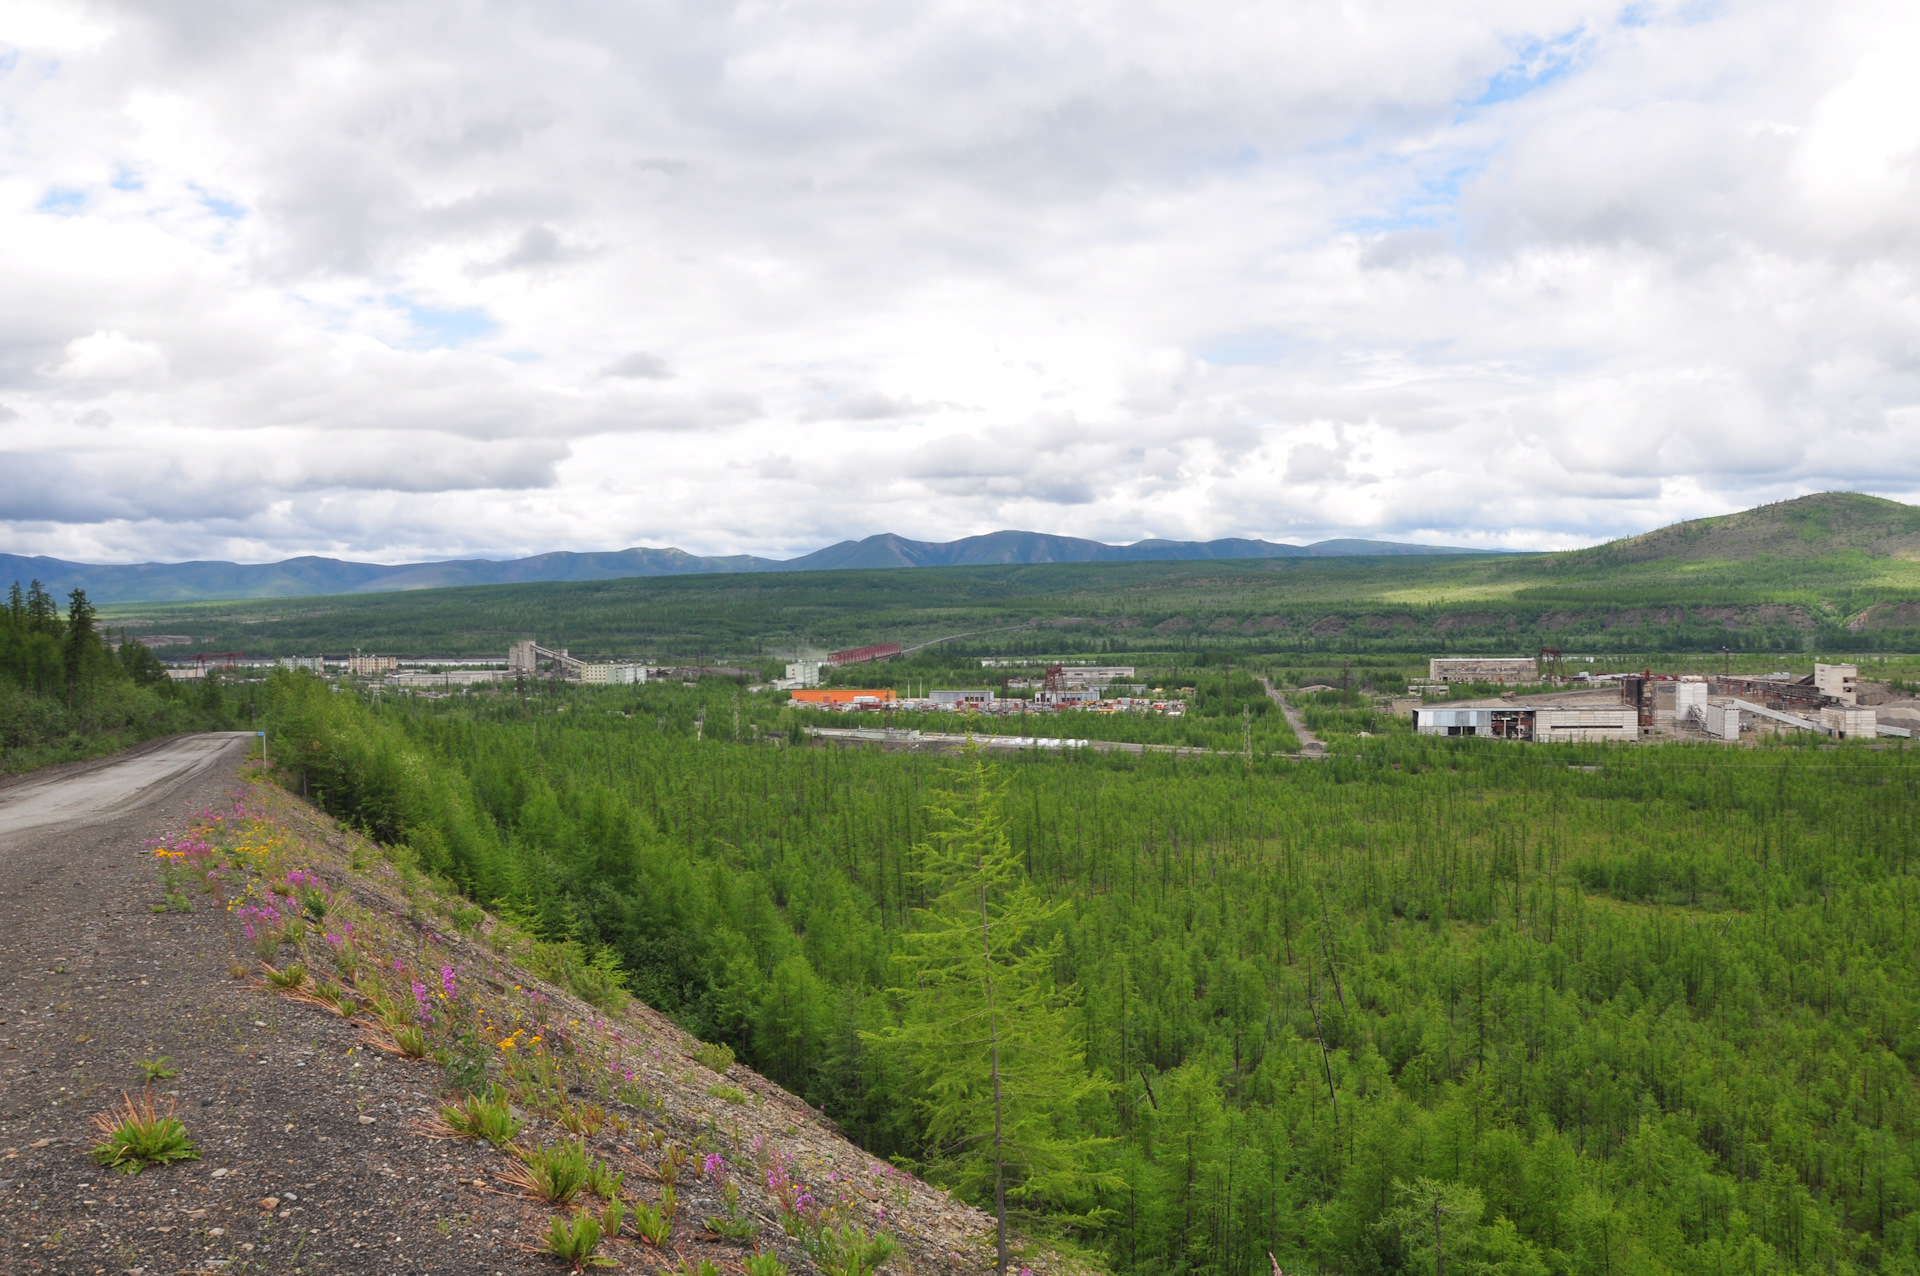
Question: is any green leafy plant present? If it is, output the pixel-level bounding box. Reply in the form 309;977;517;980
584;1159;624;1202
744;1253;790;1276
264;962;307;989
541;1204;619;1268
658;1143;689;1187
705;1179;758;1241
559;1102;608;1136
706;1083;747;1105
440;1090;524;1147
630;1195;672;1245
389;1023;431;1059
505;1138;591;1204
89;1090;199;1175
134;1055;178;1082
693;1040;734;1073
810;1226;898;1276
676;1257;722;1276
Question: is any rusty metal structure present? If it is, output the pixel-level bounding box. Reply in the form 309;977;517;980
827;642;903;667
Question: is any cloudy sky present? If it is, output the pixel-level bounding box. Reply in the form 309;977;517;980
2;0;1918;564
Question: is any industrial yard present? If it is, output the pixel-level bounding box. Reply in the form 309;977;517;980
1412;657;1916;744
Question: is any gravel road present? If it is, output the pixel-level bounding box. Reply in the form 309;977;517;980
0;735;551;1276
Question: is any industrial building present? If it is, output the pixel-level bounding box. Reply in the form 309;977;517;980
579;663;647;685
1428;658;1540;684
790;688;897;707
345;654;399;676
276;656;325;673
1813;663;1858;704
1417;660;1907;746
1413;705;1638;742
929;689;997;708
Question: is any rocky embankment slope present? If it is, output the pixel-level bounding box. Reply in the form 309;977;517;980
1;739;1054;1275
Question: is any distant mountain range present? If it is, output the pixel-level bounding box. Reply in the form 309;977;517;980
0;530;1502;604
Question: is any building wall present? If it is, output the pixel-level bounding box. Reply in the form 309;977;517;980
790;688;898;705
580;664;646;685
1704;700;1743;741
1428;658;1539;684
930;689;997;706
1819;706;1876;738
1533;707;1638;742
1814;663;1858;704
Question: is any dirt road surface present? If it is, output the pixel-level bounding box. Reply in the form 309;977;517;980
1258;678;1326;754
0;734;253;839
0;735;551;1276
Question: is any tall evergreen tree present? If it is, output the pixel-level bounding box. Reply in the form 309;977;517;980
25;579;58;633
64;587;98;712
871;747;1114;1273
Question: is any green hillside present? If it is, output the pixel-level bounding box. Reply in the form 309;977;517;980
65;493;1920;660
1566;493;1920;566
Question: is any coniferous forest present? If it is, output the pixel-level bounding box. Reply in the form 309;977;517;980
263;671;1920;1276
1;580;227;770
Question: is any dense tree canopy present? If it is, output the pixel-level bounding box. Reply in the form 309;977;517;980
1;580;215;770
266;673;1920;1276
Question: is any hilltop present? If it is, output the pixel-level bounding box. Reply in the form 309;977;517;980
1567;491;1920;565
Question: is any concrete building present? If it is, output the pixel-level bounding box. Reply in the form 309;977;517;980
1819;706;1877;738
276;656;325;674
1813;663;1858;704
1414;705;1637;742
1703;700;1743;741
1428;658;1539;684
1057;666;1136;688
345;654;399;676
930;689;997;708
580;663;647;685
1035;688;1102;707
783;661;825;688
1674;678;1707;726
508;641;542;675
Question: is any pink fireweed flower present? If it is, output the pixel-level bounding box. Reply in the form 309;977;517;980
703;1154;725;1181
411;980;433;1025
439;965;458;999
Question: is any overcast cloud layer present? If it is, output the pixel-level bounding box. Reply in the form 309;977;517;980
3;0;1919;563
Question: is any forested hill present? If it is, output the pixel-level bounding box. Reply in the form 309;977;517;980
1560;493;1920;567
0;531;1492;605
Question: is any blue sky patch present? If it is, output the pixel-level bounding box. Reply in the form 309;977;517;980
37;187;87;214
1472;27;1588;107
393;297;498;349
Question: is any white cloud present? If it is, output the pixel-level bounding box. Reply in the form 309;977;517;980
1;0;1919;565
43;330;169;382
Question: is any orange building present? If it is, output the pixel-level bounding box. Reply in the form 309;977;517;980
789;688;897;705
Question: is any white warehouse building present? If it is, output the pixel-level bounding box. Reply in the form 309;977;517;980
1414;705;1637;743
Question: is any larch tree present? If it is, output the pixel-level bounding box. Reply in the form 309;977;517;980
871;746;1114;1274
